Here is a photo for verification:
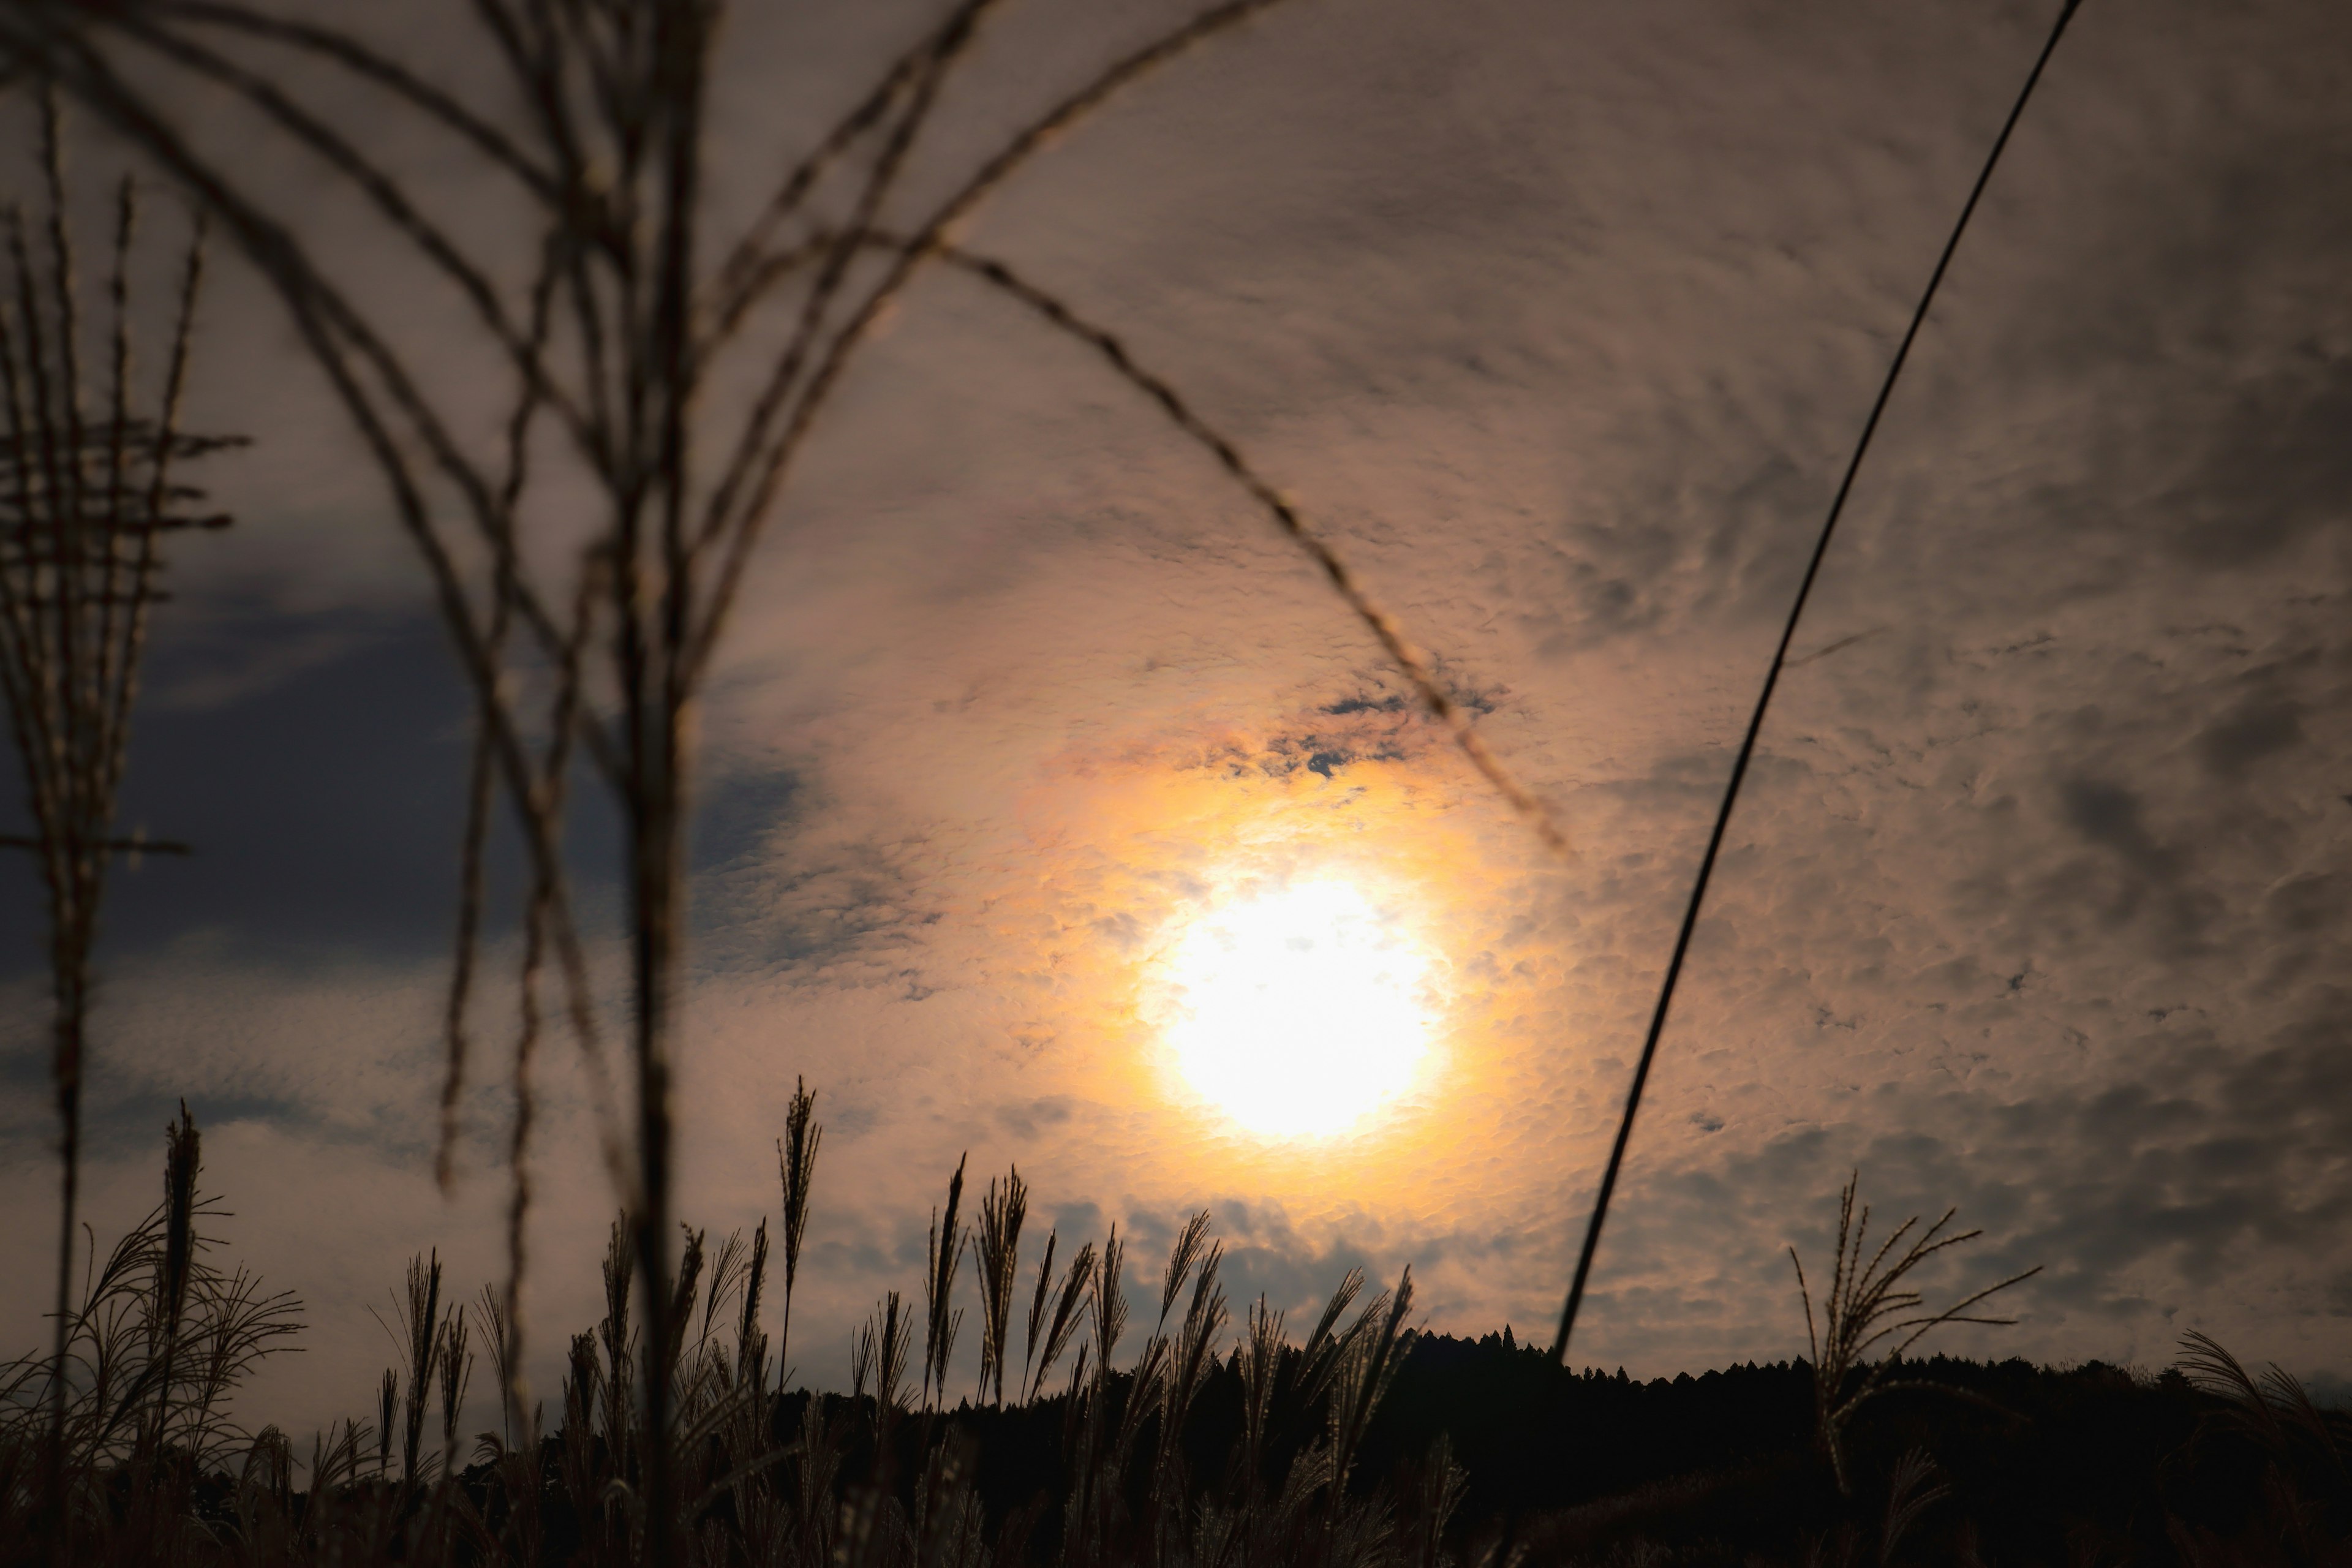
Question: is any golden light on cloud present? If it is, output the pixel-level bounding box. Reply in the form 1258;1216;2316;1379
1151;879;1438;1139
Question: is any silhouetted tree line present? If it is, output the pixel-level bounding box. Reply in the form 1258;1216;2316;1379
123;1334;2339;1566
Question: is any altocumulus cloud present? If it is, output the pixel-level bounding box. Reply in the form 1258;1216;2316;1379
3;0;2350;1441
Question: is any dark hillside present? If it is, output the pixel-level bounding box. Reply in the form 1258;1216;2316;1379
1349;1336;2320;1565
830;1335;2338;1566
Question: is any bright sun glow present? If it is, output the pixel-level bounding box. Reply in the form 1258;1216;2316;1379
1156;880;1436;1139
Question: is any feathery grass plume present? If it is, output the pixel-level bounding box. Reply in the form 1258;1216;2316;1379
595;1218;635;1467
1881;1447;1950;1564
1022;1226;1058;1399
157;1102;198;1342
912;1428;987;1566
1789;1172;2041;1493
854;1292;914;1421
662;1224;709;1430
436;1306;470;1477
1093;1226;1129;1389
304;1418;368;1552
1257;1398;1341;1566
375;1370;395;1479
1327;1267;1415;1502
1061;1342;1091;1421
0;1105;298;1557
788;1392;844;1564
922;1154;968;1412
973;1166;1027;1405
558;1330;600;1532
776;1076;821;1392
2179;1331;2286;1445
1155;1237;1227;1502
234;1425;294;1555
1159;1209;1212;1328
481;1434;548;1568
2176;1328;2352;1514
1293;1265;1368;1411
473;1284;516;1451
1237;1294;1286;1495
561;1332;599;1425
1115;1327;1171;1472
1063;1224;1131;1553
737;1218;770;1393
469;1284;541;1565
173;1265;298;1465
1402;1428;1469;1568
1029;1238;1095;1404
375;1251;447;1489
1082;1223;1178;1556
696;1226;745;1357
139;1100;199;1460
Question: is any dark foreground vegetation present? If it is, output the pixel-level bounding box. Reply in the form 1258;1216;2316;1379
6;1107;2348;1568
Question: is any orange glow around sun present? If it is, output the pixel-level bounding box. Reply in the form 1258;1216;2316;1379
978;706;1562;1204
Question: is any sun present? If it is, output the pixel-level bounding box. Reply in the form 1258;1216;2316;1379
1153;880;1438;1139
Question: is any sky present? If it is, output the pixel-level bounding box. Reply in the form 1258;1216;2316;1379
4;0;2352;1444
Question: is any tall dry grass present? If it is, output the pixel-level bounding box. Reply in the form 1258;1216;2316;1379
1787;1172;2041;1494
0;5;1577;1553
0;1106;302;1563
0;1096;1490;1568
0;1106;2075;1568
0;87;239;1547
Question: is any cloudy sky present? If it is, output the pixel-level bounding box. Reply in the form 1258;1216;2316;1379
4;0;2351;1442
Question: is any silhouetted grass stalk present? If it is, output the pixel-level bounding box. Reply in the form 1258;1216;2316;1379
0;1106;302;1559
776;1076;821;1395
922;1155;968;1417
0;96;234;1551
974;1167;1027;1407
1788;1172;2041;1493
12;1098;2056;1566
1548;0;2088;1365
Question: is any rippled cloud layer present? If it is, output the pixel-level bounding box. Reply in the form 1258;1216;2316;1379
2;0;2348;1439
